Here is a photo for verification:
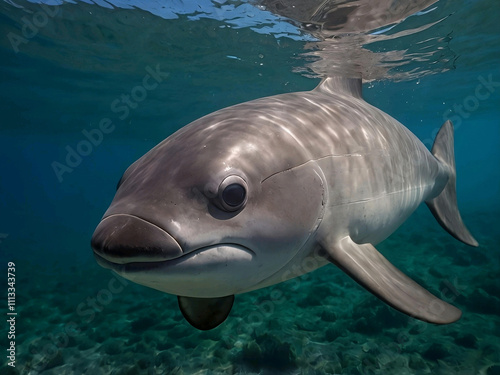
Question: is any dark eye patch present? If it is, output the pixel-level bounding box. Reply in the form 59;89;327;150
222;183;246;207
217;175;248;212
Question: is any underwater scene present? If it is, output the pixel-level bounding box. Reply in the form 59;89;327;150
0;0;499;374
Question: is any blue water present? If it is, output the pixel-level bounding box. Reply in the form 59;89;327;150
0;0;499;374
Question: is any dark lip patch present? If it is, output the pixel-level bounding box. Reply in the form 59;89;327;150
93;243;255;273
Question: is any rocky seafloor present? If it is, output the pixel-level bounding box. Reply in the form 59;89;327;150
1;207;499;375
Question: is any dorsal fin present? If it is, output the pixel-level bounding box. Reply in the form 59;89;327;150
314;77;363;99
177;295;234;330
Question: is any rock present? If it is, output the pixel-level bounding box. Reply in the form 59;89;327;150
482;280;500;297
482;344;500;362
155;350;175;368
213;346;228;360
44;350;64;370
0;365;19;375
452;253;470;266
454;333;477;348
240;333;296;371
133;341;148;353
137;356;153;370
325;327;340;342
353;317;381;335
487;365;500;375
373;306;407;329
297;293;323;307
408;320;427;335
408;354;427;370
78;338;94;350
91;328;108;343
320;310;337;322
102;339;123;356
168;325;187;340
116;365;141;375
464;289;500;315
422;343;448;361
157;339;175;351
469;249;489;265
429;267;444;278
241;341;262;370
131;316;157;332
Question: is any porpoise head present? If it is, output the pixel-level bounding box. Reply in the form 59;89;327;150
91;99;326;301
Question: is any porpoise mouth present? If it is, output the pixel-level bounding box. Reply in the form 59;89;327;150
91;213;255;272
93;243;255;274
91;214;184;264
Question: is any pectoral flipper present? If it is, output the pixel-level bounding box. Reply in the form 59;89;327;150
323;236;461;324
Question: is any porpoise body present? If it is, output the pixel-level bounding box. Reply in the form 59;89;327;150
91;77;477;330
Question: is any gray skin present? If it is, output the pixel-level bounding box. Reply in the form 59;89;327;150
255;0;438;34
92;77;478;330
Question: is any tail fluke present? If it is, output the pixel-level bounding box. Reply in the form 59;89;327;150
425;120;478;247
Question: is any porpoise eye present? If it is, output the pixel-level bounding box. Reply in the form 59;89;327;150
218;175;248;212
222;184;246;207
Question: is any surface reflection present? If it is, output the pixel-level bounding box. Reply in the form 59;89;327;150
257;0;456;80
